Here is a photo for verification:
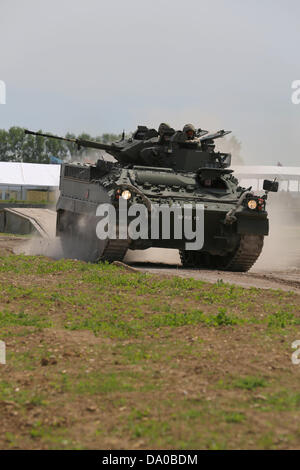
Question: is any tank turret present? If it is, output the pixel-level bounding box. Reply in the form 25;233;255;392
24;127;232;171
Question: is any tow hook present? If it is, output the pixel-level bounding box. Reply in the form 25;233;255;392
225;191;253;225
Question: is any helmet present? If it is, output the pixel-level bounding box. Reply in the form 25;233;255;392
158;122;171;135
183;123;196;133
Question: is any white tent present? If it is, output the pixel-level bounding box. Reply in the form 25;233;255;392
232;165;300;177
231;165;300;192
0;162;60;187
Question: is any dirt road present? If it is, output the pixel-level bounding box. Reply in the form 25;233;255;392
1;236;298;293
133;263;300;293
128;245;300;293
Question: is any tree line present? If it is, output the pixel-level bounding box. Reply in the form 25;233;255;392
0;127;121;163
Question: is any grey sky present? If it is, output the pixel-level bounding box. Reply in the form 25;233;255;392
0;0;299;164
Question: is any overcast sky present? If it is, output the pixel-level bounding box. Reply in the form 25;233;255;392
0;0;299;164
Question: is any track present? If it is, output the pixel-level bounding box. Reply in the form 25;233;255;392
225;234;264;271
99;237;130;262
180;235;264;272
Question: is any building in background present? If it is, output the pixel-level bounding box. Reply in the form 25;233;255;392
0;162;60;202
232;166;300;193
1;162;300;203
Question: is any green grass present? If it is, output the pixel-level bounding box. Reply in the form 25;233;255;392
232;376;267;390
223;412;246;423
1;254;300;450
267;310;300;329
0;380;47;407
1;254;298;339
252;390;300;412
0;309;53;329
0;232;31;238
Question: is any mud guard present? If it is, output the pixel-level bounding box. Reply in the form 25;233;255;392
237;216;269;236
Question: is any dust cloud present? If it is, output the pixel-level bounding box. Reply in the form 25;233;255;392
253;193;300;271
15;236;64;259
14;211;104;263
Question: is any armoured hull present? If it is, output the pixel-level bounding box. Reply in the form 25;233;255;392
56;164;268;271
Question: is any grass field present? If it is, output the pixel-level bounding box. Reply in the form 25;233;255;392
1;254;300;449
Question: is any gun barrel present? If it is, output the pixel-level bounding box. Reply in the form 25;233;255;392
24;129;77;144
200;130;231;142
24;129;121;153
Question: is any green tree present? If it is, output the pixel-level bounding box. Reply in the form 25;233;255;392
100;133;122;144
0;127;123;163
7;127;25;161
0;129;10;161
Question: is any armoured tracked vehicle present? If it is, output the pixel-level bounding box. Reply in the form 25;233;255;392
25;126;278;271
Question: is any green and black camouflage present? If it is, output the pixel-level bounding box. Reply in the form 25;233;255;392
24;126;278;271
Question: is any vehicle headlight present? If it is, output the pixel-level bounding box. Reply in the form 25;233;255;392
247;199;257;210
121;189;131;200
